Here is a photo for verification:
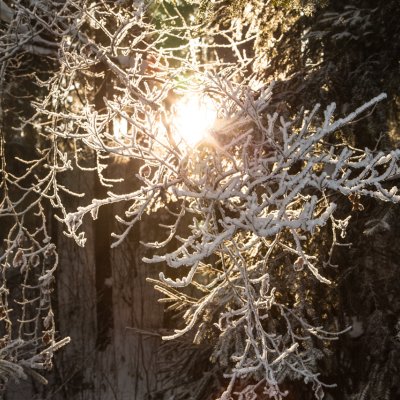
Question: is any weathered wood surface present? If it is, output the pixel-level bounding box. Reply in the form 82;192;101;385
52;160;165;400
4;160;166;400
53;168;98;400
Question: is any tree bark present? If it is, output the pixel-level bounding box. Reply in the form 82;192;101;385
47;159;165;400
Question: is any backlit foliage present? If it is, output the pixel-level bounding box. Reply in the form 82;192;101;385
0;1;399;398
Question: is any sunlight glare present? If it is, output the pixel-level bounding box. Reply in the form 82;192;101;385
113;117;128;142
172;95;217;147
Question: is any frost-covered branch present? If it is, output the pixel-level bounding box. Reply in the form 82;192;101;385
1;1;399;399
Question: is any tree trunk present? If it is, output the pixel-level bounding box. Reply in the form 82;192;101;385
50;159;164;400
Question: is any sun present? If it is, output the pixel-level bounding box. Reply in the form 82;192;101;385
171;94;217;148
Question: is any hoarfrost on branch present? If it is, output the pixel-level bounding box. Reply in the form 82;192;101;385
1;1;399;398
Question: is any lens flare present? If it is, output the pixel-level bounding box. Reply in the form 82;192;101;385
172;95;217;147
